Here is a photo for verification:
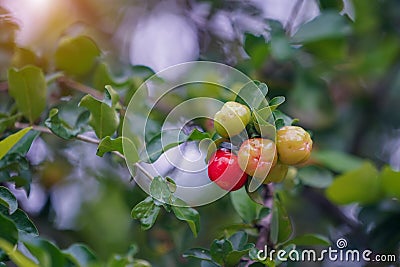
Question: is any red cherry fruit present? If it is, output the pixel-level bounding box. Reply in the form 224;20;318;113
208;149;248;191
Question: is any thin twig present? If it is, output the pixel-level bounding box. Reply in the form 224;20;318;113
14;122;154;181
56;76;103;99
285;0;304;36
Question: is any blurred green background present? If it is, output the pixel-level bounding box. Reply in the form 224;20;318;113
1;0;400;266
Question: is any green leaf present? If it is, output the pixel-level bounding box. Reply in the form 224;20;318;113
104;85;120;108
285;234;330;246
224;244;254;267
252;109;275;139
0;127;32;160
131;197;160;230
235;81;269;110
7;130;39;156
97;136;123;157
230;187;266;223
79;95;120;139
228;231;248;251
271;36;293;61
63;244;97;267
93;62;117;91
0;206;38;235
268;96;285;111
22;235;66;267
45;109;79;140
150;176;173;204
326;162;381;205
183;248;213;262
8;66;47;123
311;150;364;173
144;129;210;163
210;239;233;265
292;11;351;43
298;166;333;188
273;110;297;129
0;186;17;214
0;238;39;267
0;113;20;134
319;0;344;10
0;213;18;245
244;34;270;69
171;204;200;237
380;166;400;199
270;196;292;244
55;35;100;76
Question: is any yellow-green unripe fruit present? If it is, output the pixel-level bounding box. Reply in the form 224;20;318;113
214;101;251;138
263;163;289;184
276;126;312;165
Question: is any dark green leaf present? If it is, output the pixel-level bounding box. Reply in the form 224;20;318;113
104;85;120;108
131;197;160;230
55;35;100;76
8;66;47;123
0;127;32;160
292;12;351;43
0;206;38;235
228;231;248;251
0;213;18;245
210;239;233;265
225;244;254;267
63;244;97;267
271;36;293;61
244;34;270;69
7;130;39;156
22;235;66;267
171;203;200;237
270;196;292;244
268;96;285;111
319;0;344;10
298;166;333;188
183;248;212;261
272;110;296;129
0;113;19;134
326;162;381;205
45;109;79;140
230;187;265;223
312;150;364;173
97;136;123;157
150;176;173;204
79;94;120;139
0;186;17;214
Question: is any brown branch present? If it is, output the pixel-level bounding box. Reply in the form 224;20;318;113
302;186;360;229
13;122;154;181
256;183;275;249
56;76;103;99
